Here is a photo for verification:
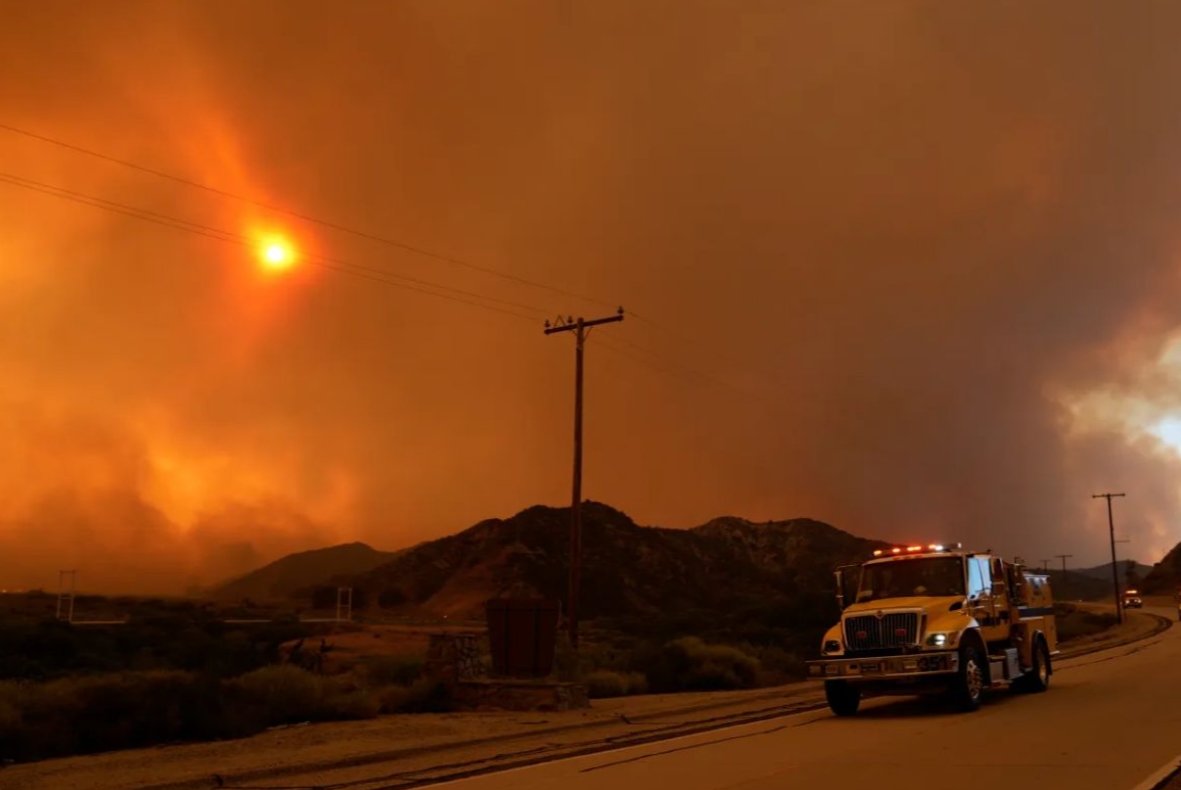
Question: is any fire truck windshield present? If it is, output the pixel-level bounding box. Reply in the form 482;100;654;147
856;556;965;602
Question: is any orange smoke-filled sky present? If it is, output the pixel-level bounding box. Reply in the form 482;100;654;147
3;0;1181;593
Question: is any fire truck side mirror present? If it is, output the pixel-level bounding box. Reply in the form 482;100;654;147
834;564;860;611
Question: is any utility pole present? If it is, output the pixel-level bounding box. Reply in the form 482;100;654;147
1040;559;1052;573
336;587;353;623
545;308;624;650
1092;493;1126;624
56;570;76;623
1055;554;1073;598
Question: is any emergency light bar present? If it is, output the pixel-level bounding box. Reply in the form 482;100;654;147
871;542;962;558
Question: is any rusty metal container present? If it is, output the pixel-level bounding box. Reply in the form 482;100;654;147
485;598;561;677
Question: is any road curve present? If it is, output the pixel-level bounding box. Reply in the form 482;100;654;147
432;607;1181;790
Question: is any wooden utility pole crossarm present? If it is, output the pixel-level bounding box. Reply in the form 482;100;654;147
545;308;624;650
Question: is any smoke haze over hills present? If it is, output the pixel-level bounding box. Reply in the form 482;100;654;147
4;1;1181;593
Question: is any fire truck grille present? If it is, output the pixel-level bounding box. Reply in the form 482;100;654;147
844;612;920;651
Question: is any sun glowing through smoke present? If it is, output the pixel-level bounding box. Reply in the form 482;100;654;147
257;237;295;272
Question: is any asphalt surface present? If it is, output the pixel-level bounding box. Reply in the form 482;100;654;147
433;607;1181;790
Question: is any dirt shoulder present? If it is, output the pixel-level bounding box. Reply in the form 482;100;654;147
2;611;1168;790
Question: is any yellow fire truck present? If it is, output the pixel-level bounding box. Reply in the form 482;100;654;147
807;543;1058;715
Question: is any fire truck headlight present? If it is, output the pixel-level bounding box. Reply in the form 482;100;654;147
925;632;956;648
823;640;842;654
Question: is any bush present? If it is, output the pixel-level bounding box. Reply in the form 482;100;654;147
584;670;648;699
641;637;761;693
0;671;224;762
378;677;451;714
575;644;632;678
319;680;381;720
359;654;424;687
226;665;380;726
741;643;807;685
227;665;324;724
0;665;390;763
0;613;309;682
554;632;580;683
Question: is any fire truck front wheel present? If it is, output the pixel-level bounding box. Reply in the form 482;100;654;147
824;680;861;717
949;643;985;712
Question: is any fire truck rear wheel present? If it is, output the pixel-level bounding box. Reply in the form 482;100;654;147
1020;637;1051;693
950;643;985;712
825;680;861;716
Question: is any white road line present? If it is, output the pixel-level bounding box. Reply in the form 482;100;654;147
1128;753;1181;790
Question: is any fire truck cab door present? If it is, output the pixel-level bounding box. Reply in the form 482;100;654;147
967;556;1003;639
988;557;1013;626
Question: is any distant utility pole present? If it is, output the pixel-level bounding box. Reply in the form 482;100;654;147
336;587;353;623
1055;554;1073;597
1040;559;1052;573
56;570;76;623
545;308;624;650
1092;493;1127;624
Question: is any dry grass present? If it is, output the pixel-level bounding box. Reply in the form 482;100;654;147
1055;603;1119;642
583;670;649;698
0;664;440;764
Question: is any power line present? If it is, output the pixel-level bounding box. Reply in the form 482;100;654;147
0;171;546;322
0;171;794;403
629;309;753;365
0;123;825;399
0;124;781;389
4;164;800;425
0;127;805;401
0;121;616;309
5;167;814;473
626;309;801;402
594;334;785;413
0;171;546;316
594;337;703;384
598;336;727;389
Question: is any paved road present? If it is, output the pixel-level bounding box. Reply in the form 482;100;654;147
438;607;1181;790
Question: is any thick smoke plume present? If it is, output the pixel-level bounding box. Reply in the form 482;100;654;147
3;1;1181;592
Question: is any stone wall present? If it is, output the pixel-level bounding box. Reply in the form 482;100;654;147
424;632;589;712
424;633;484;684
451;680;590;712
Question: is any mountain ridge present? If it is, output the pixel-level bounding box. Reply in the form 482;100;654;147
210;541;400;602
343;502;891;619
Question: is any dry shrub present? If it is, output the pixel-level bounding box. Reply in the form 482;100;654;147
583;670;648;698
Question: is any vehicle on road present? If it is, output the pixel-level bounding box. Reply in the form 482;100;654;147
807;543;1058;716
1123;590;1143;609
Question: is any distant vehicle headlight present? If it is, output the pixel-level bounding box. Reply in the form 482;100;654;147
925;632;957;648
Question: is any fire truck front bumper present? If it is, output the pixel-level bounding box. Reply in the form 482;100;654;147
807;651;959;681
